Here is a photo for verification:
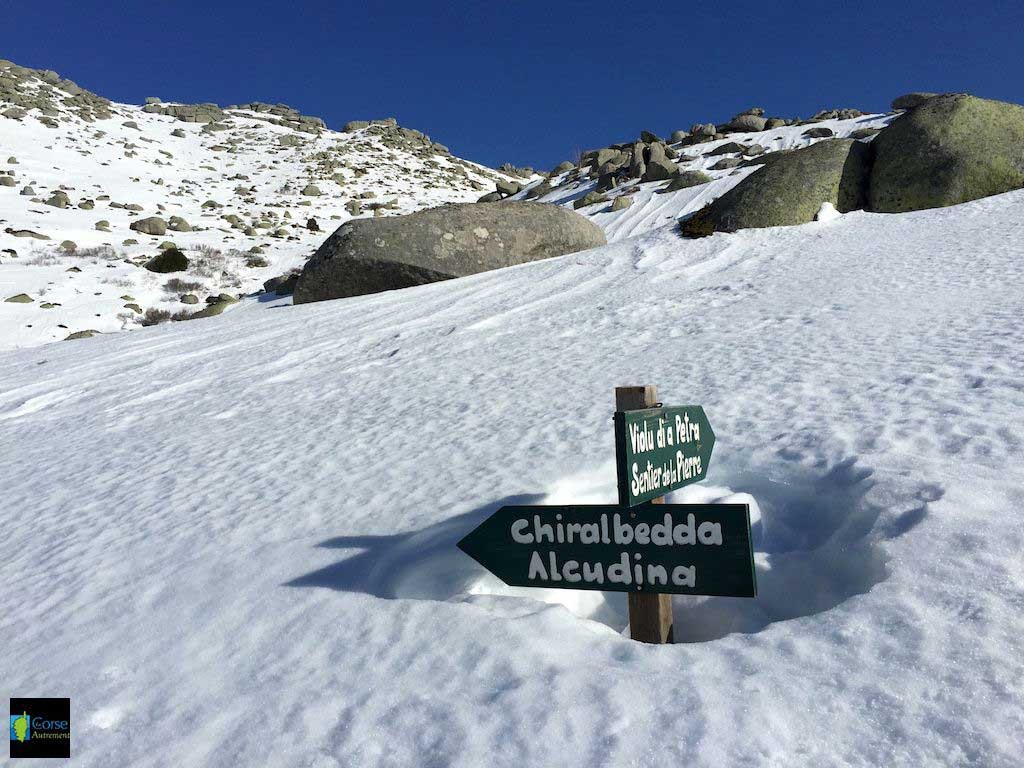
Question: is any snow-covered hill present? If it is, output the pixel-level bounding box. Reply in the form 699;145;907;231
0;59;523;349
2;183;1022;765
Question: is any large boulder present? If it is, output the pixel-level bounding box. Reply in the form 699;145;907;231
868;94;1024;213
680;139;870;237
293;202;607;304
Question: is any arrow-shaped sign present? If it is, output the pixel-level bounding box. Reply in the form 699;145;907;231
458;504;755;597
614;405;716;507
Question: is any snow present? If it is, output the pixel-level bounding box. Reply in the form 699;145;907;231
2;184;1023;766
815;201;842;223
0;89;521;350
1;86;887;354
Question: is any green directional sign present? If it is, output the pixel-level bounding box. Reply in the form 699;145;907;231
614;405;716;507
457;504;755;597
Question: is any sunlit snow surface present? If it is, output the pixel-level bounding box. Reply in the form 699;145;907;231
0;99;518;350
2;190;1023;766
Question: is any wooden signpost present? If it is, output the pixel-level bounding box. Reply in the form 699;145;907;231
457;385;756;643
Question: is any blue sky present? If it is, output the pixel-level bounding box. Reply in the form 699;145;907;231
5;1;1023;170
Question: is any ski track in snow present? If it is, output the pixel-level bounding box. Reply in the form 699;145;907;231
1;187;1024;765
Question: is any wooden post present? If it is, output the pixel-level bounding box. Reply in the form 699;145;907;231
616;385;674;644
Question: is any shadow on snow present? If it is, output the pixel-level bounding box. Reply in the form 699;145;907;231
287;456;936;644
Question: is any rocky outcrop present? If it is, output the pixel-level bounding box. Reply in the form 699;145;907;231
868;94;1024;213
293;202;606;304
891;93;939;111
0;59;111;122
681;139;870;237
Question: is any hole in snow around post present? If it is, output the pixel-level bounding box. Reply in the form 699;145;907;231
287;454;893;644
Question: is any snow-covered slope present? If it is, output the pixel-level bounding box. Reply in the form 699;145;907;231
2;188;1022;766
0;60;522;349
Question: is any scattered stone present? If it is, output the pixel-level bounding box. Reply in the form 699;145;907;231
19;186;33;195
123;303;143;314
263;272;300;295
710;157;743;170
551;161;575;175
95;220;111;231
641;143;679;183
808;108;863;122
171;128;187;138
306;217;319;231
130;216;168;236
5;293;33;303
65;330;99;340
660;171;713;192
59;240;77;253
45;190;71;208
168;216;191;232
573;191;609;209
524;180;552;200
181;294;199;304
706;142;746;156
476;192;502;203
803;126;835;138
4;228;49;240
611;195;633;211
724;114;767;132
0;176;15;187
300;183;321;196
496;178;522;197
